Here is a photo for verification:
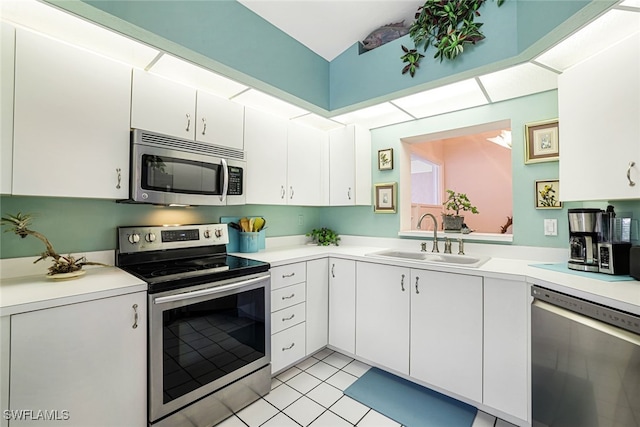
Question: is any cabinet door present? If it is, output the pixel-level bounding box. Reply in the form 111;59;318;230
306;258;329;354
287;122;329;206
1;23;15;195
13;29;131;199
559;33;640;201
328;258;356;354
244;108;288;205
329;126;356;206
484;278;528;421
356;262;410;375
10;292;147;426
410;269;483;402
131;69;196;140
196;91;244;150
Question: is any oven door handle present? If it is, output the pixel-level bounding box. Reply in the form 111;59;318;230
220;158;229;203
153;275;267;304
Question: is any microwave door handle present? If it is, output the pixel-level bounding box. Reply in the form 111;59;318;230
220;158;229;202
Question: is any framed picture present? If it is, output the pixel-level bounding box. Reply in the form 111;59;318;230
374;182;397;213
525;119;559;164
378;148;394;170
535;179;562;209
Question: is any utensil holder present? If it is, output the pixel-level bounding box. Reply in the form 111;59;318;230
239;232;259;253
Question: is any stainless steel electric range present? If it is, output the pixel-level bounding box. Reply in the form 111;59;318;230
116;223;271;427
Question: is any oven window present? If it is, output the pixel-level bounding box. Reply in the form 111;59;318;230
142;154;222;195
162;287;266;403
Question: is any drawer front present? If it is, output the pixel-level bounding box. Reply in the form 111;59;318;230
271;322;306;373
271;263;306;290
271;282;306;312
271;302;306;334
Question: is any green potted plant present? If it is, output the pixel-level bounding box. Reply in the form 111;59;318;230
442;190;479;232
306;228;340;246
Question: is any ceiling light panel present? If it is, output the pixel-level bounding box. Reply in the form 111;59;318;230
620;0;640;9
149;54;248;99
233;89;308;119
535;9;640;72
1;0;159;68
332;103;413;130
392;79;488;119
291;114;344;131
479;63;558;103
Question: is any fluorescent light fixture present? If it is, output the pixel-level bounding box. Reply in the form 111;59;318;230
478;63;558;103
620;0;640;9
535;9;640;72
148;54;248;99
291;113;344;131
232;89;308;119
391;79;488;119
486;130;512;149
1;0;159;68
332;102;413;129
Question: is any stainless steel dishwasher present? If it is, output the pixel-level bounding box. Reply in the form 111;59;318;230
531;286;640;427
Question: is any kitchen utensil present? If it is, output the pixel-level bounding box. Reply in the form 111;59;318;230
253;217;266;232
239;217;250;232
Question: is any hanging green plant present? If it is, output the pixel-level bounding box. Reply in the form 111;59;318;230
401;45;425;77
402;0;505;77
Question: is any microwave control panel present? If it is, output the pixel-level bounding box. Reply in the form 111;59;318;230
228;166;243;196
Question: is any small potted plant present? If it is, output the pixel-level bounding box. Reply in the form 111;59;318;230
306;228;340;246
442;190;479;232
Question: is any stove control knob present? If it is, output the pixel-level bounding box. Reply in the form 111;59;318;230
215;228;223;238
145;233;156;243
203;229;211;239
128;233;140;244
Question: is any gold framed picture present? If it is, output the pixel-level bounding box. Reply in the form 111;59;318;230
374;182;397;213
525;119;559;164
535;179;562;209
378;148;394;170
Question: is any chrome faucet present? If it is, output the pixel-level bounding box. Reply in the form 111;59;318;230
416;213;439;253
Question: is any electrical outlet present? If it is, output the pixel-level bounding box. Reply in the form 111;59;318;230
544;219;558;236
298;214;304;226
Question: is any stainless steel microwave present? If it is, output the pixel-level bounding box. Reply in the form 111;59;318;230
128;129;245;206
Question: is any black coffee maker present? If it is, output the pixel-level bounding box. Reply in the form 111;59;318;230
568;208;601;272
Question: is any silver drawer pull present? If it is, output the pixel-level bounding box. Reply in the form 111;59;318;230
282;314;295;321
282;272;296;278
282;343;295;351
400;274;405;292
282;293;295;300
132;304;139;329
628;161;636;187
415;276;420;294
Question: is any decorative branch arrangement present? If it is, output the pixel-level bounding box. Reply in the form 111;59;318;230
402;0;505;77
1;212;107;276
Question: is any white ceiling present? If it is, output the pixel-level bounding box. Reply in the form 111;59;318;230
237;0;423;60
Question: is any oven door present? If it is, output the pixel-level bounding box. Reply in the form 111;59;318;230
148;273;270;423
132;142;245;206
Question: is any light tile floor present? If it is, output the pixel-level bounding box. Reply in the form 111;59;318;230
217;348;515;427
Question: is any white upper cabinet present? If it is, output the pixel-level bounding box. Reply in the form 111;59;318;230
131;69;196;140
1;22;15;195
329;125;371;206
12;28;131;199
287;121;329;206
195;90;244;150
559;33;640;201
244;107;288;205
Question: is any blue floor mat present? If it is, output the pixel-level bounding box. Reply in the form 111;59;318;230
344;367;477;427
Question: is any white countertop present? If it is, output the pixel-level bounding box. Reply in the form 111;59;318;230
0;266;147;316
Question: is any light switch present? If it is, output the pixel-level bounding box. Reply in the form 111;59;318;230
544;219;558;236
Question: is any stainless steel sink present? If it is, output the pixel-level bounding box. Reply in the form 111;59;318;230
365;250;490;268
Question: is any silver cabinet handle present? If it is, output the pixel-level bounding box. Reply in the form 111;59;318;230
290;186;294;199
132;304;139;329
400;274;405;292
348;187;352;200
282;313;295;321
186;113;191;132
281;185;286;199
281;293;295;300
282;343;295;351
282;272;295;278
627;161;636;187
415;276;420;294
331;264;335;278
116;168;121;189
201;117;207;135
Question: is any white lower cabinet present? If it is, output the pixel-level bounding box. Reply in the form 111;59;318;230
483;277;529;422
9;292;146;426
410;269;483;403
355;262;409;374
328;258;356;354
306;258;329;355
